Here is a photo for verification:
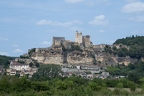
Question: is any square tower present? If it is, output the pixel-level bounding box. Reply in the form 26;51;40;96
82;35;91;47
75;31;82;44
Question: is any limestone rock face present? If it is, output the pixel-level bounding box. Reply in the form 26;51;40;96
95;53;138;66
43;55;64;64
31;56;45;63
67;51;94;64
27;43;139;66
30;46;64;64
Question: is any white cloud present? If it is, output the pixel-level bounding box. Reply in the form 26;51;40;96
0;37;8;41
99;30;105;33
12;44;19;47
0;52;9;56
36;20;82;27
89;15;109;26
129;15;144;21
65;0;84;3
13;49;24;53
122;2;144;13
70;27;83;31
42;41;51;45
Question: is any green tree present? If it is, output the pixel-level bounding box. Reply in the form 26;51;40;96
31;81;49;91
128;71;140;83
29;62;33;67
32;64;62;80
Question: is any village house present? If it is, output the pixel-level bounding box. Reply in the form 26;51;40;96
9;69;16;76
9;61;29;71
7;61;37;78
100;72;110;79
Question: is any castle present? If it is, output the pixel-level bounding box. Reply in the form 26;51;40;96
75;31;91;48
27;31;138;66
29;31;94;65
51;31;92;48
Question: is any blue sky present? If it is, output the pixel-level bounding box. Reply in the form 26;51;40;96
0;0;144;56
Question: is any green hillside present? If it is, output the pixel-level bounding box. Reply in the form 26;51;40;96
114;35;144;46
0;55;15;68
105;35;144;59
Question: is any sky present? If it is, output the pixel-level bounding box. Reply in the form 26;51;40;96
0;0;144;56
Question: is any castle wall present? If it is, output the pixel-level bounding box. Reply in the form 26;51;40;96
54;40;61;46
53;37;65;46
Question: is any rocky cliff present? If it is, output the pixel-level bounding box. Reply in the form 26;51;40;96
24;43;139;66
18;35;144;66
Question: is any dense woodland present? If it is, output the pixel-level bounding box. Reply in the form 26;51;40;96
0;55;15;68
105;35;144;59
107;61;144;83
0;75;142;96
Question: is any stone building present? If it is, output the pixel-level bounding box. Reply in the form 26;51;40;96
53;37;65;46
9;61;30;71
82;35;91;47
75;31;91;47
75;31;82;44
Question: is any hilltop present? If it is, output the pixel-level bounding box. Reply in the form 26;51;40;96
1;33;144;67
17;32;144;67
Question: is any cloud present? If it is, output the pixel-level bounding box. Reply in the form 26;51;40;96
42;41;51;45
65;0;84;3
89;15;109;26
0;37;8;41
129;15;144;21
12;44;19;47
36;20;82;27
121;1;144;13
70;27;83;31
99;30;105;33
13;49;24;53
0;52;9;56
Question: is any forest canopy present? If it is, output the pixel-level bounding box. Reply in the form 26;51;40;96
105;35;144;59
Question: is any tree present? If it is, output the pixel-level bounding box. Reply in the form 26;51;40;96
0;55;15;68
128;71;140;83
31;81;49;91
29;62;33;67
32;64;62;80
35;62;40;67
128;82;136;92
113;36;144;59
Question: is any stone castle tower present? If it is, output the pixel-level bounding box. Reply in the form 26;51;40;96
75;31;82;44
75;31;91;47
82;35;91;47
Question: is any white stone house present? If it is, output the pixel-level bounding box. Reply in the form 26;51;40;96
10;61;29;71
